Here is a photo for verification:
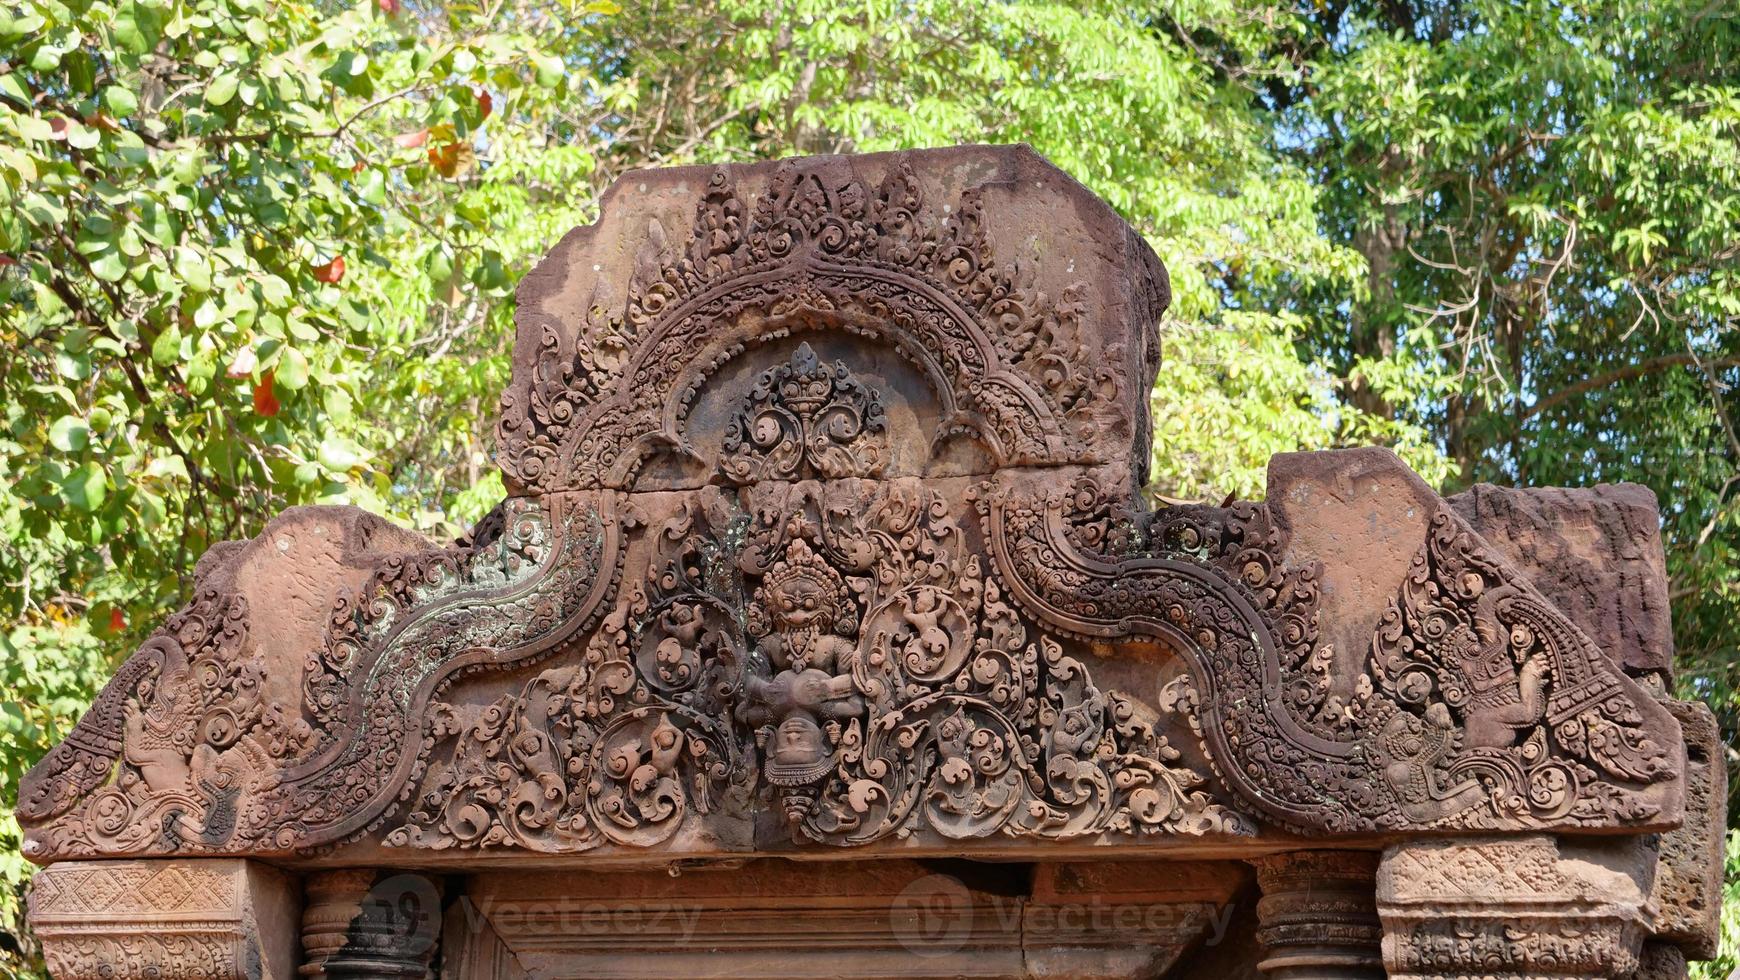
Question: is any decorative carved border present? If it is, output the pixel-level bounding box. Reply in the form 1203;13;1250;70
29;859;298;980
17;149;1689;867
497;160;1127;491
21;494;626;857
977;477;1683;834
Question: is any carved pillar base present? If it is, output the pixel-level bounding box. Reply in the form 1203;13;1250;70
300;870;444;979
1378;836;1656;978
28;859;300;979
1248;850;1384;979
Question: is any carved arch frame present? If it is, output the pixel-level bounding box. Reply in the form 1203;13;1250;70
553;262;1073;491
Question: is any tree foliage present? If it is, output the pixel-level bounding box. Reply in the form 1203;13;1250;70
1;0;1734;972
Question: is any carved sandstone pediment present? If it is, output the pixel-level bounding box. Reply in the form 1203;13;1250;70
20;146;1691;871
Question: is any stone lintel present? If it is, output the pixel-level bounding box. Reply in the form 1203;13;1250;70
28;858;299;980
12;145;1722;978
1378;836;1658;978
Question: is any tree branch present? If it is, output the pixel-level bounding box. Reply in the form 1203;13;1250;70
1521;354;1740;420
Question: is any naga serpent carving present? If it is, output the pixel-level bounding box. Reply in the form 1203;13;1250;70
979;477;1677;832
22;495;624;857
20;147;1682;863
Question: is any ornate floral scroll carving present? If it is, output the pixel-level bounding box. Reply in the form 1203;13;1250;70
497;158;1126;491
244;493;624;850
391;494;747;850
18;147;1694;878
18;591;308;857
20;494;625;859
978;477;1681;834
720;342;888;483
396;479;1252;850
1363;506;1675;828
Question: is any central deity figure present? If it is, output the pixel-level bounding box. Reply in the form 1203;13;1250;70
738;537;864;824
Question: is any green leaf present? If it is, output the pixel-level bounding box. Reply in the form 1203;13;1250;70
317;436;365;472
144;456;190;481
151;323;183;365
275;346;310;390
425;247;453;285
60;462;109;512
48;416;91;452
206;72;240;107
174;247;212;292
259;274;292;307
88;248;129;282
113;3;164;53
103;86;140;118
534;54;565;88
64;121;100;150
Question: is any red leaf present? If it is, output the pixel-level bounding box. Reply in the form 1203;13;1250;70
109;608;126;632
377;0;400;13
253;371;281;416
477;90;493;120
427;141;474;178
394;128;429;149
0;255;18;268
48;117;68;140
311;255;346;284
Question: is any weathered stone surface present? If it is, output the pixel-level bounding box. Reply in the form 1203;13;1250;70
497;144;1169;494
28;859;299;979
1648;700;1730;958
1628;941;1691;980
1377;836;1658;978
447;858;1244;979
16;506;432;862
1451;482;1675;677
1248;850;1383;978
15;144;1720;978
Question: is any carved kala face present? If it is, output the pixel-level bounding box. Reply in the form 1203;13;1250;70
768;575;835;630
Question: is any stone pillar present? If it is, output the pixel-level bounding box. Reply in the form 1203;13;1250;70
28;858;300;979
1377;836;1656;978
1247;850;1384;979
300;869;444;979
